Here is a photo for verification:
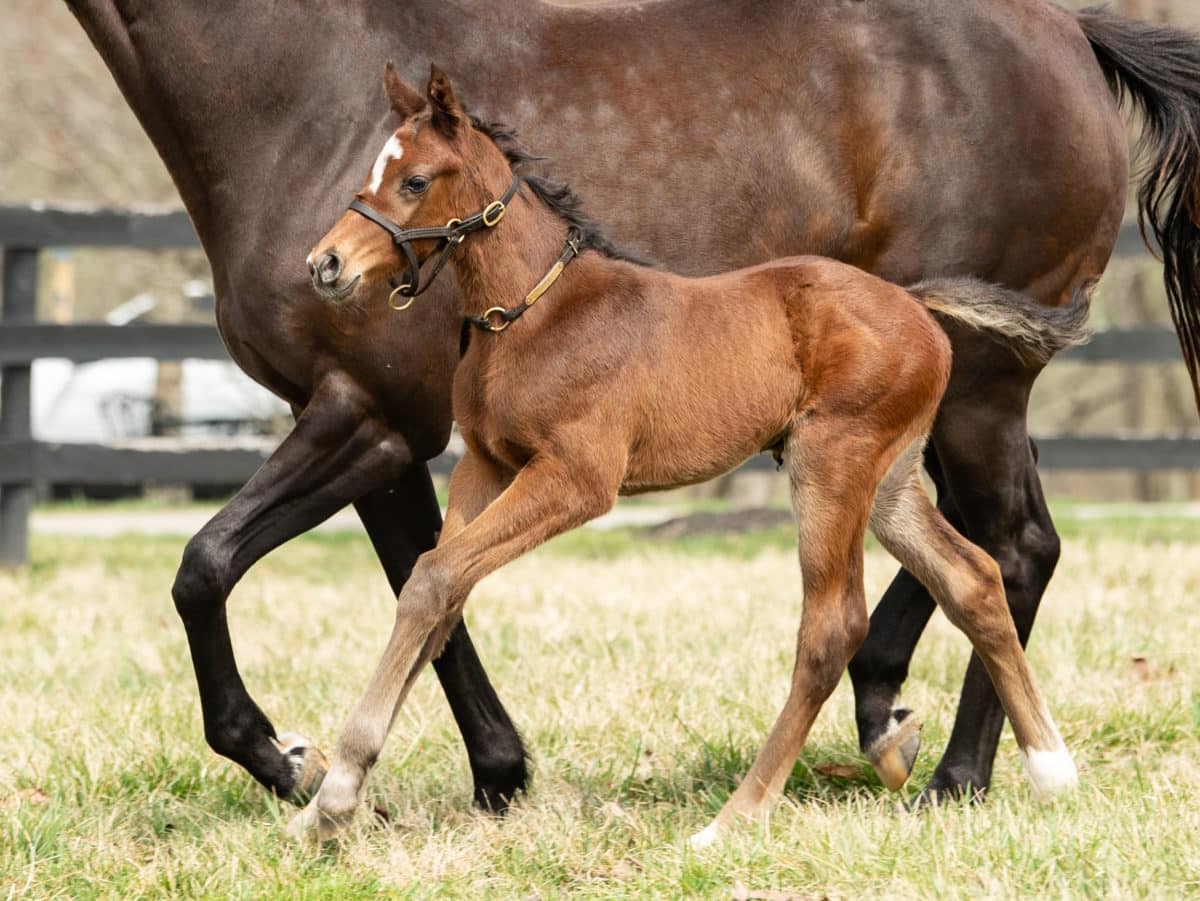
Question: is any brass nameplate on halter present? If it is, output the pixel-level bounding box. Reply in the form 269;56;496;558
524;261;566;307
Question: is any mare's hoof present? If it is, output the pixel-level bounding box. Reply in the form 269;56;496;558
865;709;922;792
909;771;987;810
910;784;982;811
273;732;329;804
473;770;527;815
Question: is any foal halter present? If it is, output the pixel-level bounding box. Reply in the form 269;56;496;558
347;174;521;309
466;229;581;333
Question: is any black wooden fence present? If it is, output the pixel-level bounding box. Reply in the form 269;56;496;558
1;205;1197;565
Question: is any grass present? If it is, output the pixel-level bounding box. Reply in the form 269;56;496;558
1;507;1199;898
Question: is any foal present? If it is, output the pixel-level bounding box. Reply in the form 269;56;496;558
293;65;1081;845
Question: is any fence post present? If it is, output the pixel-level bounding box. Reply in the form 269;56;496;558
1;247;38;567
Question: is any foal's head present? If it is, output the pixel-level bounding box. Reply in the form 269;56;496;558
308;65;510;302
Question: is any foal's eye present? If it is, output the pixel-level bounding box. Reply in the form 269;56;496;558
403;175;431;195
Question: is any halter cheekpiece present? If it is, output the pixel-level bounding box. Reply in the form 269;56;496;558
346;174;582;330
348;174;521;307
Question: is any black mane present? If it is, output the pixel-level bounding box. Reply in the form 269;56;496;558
469;115;652;266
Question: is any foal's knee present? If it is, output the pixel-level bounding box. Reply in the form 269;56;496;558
172;531;233;624
399;555;462;623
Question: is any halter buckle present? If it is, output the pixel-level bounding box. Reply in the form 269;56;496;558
482;201;506;228
389;283;416;311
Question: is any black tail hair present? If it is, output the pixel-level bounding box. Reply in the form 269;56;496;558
1078;7;1200;414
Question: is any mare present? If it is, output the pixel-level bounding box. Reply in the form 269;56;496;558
291;65;1086;844
65;0;1200;808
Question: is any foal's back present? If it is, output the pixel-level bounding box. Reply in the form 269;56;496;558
557;254;952;493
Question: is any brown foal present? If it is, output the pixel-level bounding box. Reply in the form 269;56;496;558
292;66;1080;845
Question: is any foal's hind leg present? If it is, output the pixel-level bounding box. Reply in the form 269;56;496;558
849;356;1062;802
847;444;947;791
868;441;1076;800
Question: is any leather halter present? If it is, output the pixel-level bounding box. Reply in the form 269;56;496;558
466;229;581;333
347;174;521;307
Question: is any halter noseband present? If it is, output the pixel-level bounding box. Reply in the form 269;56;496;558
347;174;522;308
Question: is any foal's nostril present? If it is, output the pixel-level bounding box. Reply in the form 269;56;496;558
316;251;342;286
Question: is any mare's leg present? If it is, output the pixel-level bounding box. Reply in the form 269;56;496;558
692;426;885;848
172;379;524;806
868;443;1075;799
354;466;528;812
289;449;621;841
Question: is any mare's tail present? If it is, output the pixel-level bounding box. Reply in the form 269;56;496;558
909;278;1091;366
1077;7;1200;412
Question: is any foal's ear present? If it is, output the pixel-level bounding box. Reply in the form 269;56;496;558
383;62;427;120
427;64;464;138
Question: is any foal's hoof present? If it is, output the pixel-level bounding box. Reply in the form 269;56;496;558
273;732;329;804
865;709;922;792
284;797;353;844
1022;746;1078;800
689;821;723;851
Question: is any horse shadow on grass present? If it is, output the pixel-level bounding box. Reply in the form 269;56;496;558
598;734;928;817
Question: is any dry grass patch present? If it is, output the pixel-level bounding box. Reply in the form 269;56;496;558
1;514;1198;898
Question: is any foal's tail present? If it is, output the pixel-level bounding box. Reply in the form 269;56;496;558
1077;7;1200;412
909;278;1091;367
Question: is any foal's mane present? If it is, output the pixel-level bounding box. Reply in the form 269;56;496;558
469;115;652;266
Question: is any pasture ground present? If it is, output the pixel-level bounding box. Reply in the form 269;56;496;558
1;504;1198;899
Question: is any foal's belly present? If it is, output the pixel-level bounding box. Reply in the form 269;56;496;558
620;429;785;496
617;296;802;495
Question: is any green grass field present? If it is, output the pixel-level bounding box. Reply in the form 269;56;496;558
2;507;1198;899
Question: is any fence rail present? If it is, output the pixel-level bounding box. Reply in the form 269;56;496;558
1;204;1197;565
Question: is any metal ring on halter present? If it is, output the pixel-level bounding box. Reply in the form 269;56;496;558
445;217;462;230
480;306;511;332
389;283;416;311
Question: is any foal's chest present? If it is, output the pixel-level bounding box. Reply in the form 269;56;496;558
451;352;553;471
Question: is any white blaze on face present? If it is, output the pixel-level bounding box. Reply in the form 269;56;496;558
367;133;405;195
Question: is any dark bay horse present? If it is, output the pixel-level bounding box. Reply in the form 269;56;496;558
65;0;1200;808
288;65;1084;844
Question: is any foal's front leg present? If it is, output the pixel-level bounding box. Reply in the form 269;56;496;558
288;449;622;841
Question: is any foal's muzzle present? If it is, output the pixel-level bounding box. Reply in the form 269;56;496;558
311;251;342;287
309;250;360;300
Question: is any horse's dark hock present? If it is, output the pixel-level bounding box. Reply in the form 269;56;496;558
65;0;1200;808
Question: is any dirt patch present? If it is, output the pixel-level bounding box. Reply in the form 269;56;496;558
645;507;792;538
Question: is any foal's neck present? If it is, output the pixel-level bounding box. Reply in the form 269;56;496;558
452;164;577;321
